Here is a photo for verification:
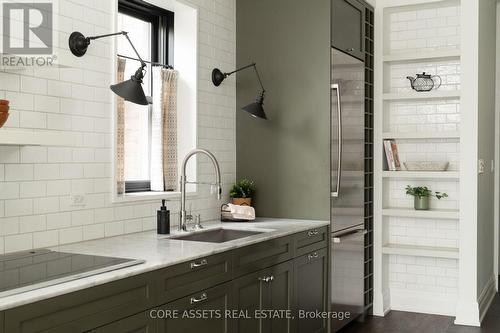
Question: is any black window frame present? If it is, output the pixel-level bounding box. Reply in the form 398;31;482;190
118;0;174;193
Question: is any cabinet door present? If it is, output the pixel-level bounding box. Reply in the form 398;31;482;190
91;311;156;333
262;261;294;333
331;0;365;60
158;281;232;333
294;248;328;333
232;268;268;333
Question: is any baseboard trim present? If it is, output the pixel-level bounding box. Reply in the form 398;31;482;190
390;289;457;316
478;274;497;322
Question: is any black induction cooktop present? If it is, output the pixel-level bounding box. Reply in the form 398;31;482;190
0;249;144;298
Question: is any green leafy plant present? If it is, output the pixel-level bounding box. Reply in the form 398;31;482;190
229;179;256;198
405;185;448;199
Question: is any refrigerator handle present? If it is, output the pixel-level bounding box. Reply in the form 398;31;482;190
333;229;367;243
331;83;342;198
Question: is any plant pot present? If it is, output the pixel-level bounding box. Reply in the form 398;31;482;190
0;105;9;113
0;112;9;128
0;99;9;106
232;198;252;206
414;196;429;210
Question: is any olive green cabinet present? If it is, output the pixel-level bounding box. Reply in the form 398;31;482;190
331;0;365;60
158;281;233;333
2;226;329;333
91;311;157;333
232;261;294;333
294;248;328;333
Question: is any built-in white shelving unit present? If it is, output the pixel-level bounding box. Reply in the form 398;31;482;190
382;171;460;179
383;49;460;63
381;244;459;259
382;131;460;139
382;90;460;101
382;208;459;219
0;128;83;147
374;0;462;318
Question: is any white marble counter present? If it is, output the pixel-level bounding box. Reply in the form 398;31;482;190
0;218;328;311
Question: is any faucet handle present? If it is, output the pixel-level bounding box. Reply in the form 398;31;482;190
193;214;203;230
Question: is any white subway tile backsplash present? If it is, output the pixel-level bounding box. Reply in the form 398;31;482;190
19;215;46;233
20;181;47;198
33;197;60;214
6;164;33;181
4;233;33;253
5;199;33;217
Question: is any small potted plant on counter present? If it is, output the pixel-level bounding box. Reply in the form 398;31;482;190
229;179;256;206
405;185;448;210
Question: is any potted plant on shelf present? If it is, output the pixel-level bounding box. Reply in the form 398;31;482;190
405;185;448;210
229;179;256;206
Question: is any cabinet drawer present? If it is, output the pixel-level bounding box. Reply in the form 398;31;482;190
4;272;155;333
158;281;233;333
232;236;293;277
295;226;328;256
91;311;156;333
155;252;232;304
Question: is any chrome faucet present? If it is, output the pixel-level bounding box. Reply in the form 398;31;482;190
179;149;222;231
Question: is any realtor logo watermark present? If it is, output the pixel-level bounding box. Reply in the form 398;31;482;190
1;0;57;67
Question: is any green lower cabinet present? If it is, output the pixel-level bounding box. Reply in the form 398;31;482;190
157;281;233;333
293;248;328;333
232;261;294;333
90;311;156;333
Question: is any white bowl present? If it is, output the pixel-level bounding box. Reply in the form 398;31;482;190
403;161;449;171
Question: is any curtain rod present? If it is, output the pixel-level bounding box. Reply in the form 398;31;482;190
117;53;174;69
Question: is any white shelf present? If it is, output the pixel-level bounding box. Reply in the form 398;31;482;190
382;244;459;259
383;50;460;63
382;208;459;220
0;128;83;147
383;91;460;101
382;131;460;139
382;171;459;179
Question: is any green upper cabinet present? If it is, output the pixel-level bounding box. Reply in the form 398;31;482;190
331;0;365;60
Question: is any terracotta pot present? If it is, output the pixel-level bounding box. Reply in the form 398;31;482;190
231;198;252;206
0;105;9;113
0;99;9;106
0;112;9;128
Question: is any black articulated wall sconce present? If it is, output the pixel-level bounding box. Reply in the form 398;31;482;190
212;63;267;119
68;31;172;106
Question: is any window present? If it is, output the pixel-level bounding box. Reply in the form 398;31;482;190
118;0;174;193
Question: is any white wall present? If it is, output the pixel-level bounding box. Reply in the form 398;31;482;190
0;0;236;254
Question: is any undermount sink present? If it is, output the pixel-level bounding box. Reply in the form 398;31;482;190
171;228;265;243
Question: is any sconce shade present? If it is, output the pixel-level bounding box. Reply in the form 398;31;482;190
110;67;149;105
212;68;226;86
68;32;89;57
242;92;266;119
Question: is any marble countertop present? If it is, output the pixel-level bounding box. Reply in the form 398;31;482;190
0;218;329;311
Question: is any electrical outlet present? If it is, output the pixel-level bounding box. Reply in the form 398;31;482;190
70;193;86;207
478;159;485;174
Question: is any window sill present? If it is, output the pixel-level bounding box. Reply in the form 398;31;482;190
112;190;197;204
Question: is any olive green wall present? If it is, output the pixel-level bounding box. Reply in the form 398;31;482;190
236;0;330;220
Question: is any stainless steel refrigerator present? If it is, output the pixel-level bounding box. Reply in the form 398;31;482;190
330;48;366;332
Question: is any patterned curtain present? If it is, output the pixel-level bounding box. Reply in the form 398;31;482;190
150;67;179;191
116;58;126;195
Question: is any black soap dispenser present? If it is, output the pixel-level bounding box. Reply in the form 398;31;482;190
157;200;170;234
